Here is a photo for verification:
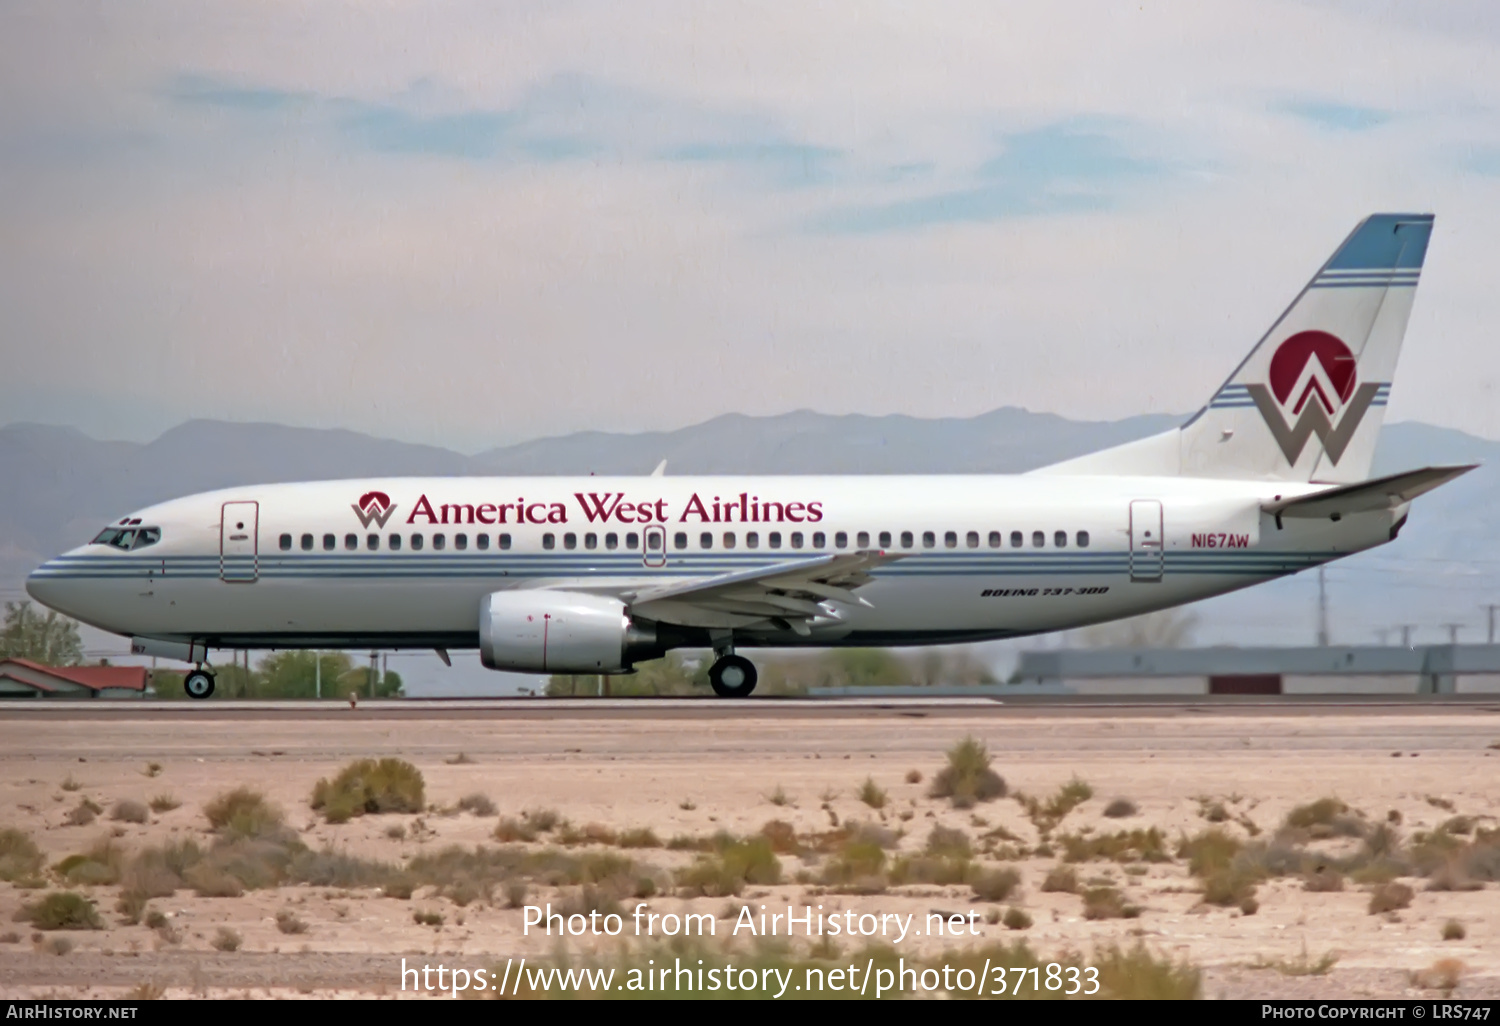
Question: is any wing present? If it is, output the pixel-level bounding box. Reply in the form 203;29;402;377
626;550;905;633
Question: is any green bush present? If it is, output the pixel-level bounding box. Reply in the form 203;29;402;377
311;759;425;823
203;787;284;838
22;892;103;930
677;837;781;897
1002;906;1032;930
0;828;44;882
969;865;1021;902
929;737;1006;807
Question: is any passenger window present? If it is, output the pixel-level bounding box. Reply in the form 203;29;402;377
900;531;914;549
859;531;871;548
1077;530;1090;548
1032;531;1045;548
476;534;489;551
723;532;736;549
746;532;760;549
922;531;935;548
966;531;979;549
1055;530;1067;548
769;532;782;549
700;532;713;549
878;531;891;548
946;531;958;549
625;532;638;549
323;534;336;551
344;534;358;551
790;532;803;549
585;533;597;550
279;533;292;551
455;533;467;550
835;531;847;548
605;533;618;550
674;532;688;550
1010;531;1022;548
389;534;402;551
499;534;512;550
543;534;555;550
812;531;825;548
411;534;424;551
433;534;446;551
367;534;379;551
564;533;577;550
301;533;314;551
989;531;1002;548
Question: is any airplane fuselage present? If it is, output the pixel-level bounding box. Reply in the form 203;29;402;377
26;473;1398;652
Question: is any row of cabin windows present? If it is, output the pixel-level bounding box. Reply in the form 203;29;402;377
278;529;1090;553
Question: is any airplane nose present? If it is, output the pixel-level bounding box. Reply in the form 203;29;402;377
26;558;72;614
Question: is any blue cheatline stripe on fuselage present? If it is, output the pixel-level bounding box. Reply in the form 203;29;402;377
31;549;1332;581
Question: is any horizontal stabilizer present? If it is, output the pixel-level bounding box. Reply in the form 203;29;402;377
1264;465;1476;519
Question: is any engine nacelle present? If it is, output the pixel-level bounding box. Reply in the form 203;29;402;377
479;591;657;673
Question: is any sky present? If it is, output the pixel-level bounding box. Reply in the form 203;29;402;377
4;2;1500;454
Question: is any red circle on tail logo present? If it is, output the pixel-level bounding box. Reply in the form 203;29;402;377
1268;331;1356;414
358;491;391;515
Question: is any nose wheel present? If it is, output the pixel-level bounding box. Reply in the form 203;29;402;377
184;669;216;700
708;654;757;698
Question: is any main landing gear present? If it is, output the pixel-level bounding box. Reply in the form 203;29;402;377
184;667;216;700
708;654;757;698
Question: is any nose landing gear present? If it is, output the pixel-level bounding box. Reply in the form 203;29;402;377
708;654;758;698
184;667;216;700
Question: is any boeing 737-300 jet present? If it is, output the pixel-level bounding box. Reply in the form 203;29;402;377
26;213;1473;698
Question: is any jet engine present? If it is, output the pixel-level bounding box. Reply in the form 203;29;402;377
479;591;659;673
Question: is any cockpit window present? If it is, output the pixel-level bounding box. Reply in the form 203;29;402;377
92;526;161;551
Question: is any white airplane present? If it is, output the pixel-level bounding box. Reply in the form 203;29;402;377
27;213;1473;699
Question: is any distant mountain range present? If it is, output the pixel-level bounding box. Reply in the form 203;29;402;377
2;411;1497;650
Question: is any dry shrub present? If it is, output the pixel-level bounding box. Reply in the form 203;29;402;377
857;778;888;810
46;936;73;956
1103;798;1138;819
111;801;149;825
203;787;284;838
211;927;242;952
184;863;245;898
275;910;307;935
1042;865;1079;893
969;865;1021;902
147;795;180;814
413;909;444;927
1001;906;1032;930
926;825;972;859
64;798;100;827
818;838;888;892
1082;886;1141;920
524;809;561;832
905;770;922;785
55;838;126;887
1060;827;1169;864
759;820;799;854
929;737;1006;808
494;818;536;843
60;775;81;792
0;828;44;882
1442;919;1466;941
1094;941;1201;999
1412;958;1465;993
1368;881;1414;914
310;759;425;823
21;892;103;930
1427;859;1482;892
616;827;661;849
1253;944;1339;976
889;853;970;887
456;793;496;817
1283;797;1366;839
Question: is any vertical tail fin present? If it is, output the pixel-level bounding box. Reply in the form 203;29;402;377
1036;213;1434;482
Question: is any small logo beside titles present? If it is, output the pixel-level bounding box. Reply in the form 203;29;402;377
1246;331;1380;466
352;491;398;529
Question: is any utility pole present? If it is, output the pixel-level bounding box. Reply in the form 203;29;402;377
1317;567;1329;646
1442;623;1462;644
1398;624;1414;648
315;652;321;700
1485;604;1500;645
370;651;379;699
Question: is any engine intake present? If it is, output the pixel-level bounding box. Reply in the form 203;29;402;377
479;591;658;673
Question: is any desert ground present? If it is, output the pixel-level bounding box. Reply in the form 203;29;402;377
1;698;1497;1000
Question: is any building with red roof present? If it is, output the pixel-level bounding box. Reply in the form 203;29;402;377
0;658;148;699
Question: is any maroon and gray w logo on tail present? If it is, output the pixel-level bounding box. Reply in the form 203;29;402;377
352;491;398;528
1246;331;1381;465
